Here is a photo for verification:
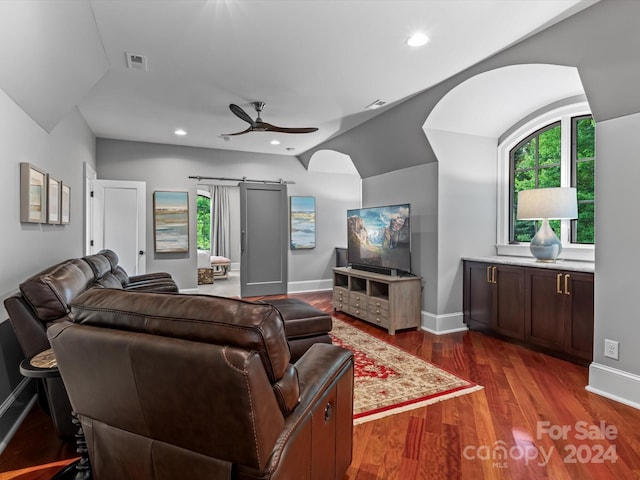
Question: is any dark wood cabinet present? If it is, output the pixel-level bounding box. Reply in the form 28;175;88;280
524;268;594;363
563;272;594;362
464;262;493;329
493;265;526;341
526;269;567;351
463;262;525;341
464;259;594;365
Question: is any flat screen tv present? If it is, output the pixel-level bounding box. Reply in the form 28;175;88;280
347;203;411;275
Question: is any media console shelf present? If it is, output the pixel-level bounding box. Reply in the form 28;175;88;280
332;267;422;334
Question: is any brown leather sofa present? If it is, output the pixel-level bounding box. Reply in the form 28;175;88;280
4;250;178;438
49;288;354;479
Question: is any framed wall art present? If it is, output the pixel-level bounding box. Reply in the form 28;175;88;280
47;175;61;224
290;196;316;249
61;184;71;224
153;190;189;253
20;162;47;223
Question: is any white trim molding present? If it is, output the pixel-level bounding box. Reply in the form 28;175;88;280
586;363;640;410
288;279;333;294
421;311;468;335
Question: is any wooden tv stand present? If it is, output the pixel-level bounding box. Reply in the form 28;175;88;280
332;267;422;334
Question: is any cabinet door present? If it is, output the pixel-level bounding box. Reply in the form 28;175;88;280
564;272;594;362
463;262;493;330
492;265;526;341
525;269;566;351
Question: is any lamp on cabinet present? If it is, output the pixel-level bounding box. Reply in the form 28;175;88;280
517;187;578;262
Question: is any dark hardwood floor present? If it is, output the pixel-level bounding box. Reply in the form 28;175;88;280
2;290;639;479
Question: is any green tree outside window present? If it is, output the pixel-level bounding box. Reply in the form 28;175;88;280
197;194;211;251
510;115;595;245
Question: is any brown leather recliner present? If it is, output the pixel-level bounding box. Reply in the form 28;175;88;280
5;251;179;438
48;289;354;479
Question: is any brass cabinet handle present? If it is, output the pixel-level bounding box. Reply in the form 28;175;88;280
564;274;571;295
556;273;562;294
486;266;497;284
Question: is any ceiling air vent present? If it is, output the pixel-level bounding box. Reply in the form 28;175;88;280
365;99;387;110
125;52;148;71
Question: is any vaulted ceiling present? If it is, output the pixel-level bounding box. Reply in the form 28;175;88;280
0;0;597;160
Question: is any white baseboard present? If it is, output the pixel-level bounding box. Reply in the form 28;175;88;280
288;279;333;293
421;311;468;335
586;363;640;410
179;288;199;294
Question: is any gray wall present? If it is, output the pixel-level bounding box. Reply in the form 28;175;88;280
362;164;437;318
362;130;497;333
590;112;640;394
0;88;96;449
428;129;497;316
96;138;361;291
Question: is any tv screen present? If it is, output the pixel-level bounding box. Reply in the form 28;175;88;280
347;203;411;274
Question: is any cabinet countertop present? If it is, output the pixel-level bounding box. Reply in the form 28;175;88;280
462;256;594;273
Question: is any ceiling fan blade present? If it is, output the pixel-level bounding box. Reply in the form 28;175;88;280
274;127;319;134
222;126;253;136
261;122;318;134
229;104;256;127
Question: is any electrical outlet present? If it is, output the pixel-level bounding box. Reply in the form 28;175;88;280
604;339;619;360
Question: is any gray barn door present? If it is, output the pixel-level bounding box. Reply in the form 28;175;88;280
239;182;288;297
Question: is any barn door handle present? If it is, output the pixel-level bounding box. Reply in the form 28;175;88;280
241;230;246;252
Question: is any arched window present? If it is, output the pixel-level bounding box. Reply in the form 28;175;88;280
497;103;595;261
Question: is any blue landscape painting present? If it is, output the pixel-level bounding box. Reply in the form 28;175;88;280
154;191;189;252
290;196;316;249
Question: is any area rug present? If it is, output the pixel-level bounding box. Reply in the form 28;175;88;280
330;319;483;425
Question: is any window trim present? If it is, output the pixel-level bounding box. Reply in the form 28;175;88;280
496;101;594;262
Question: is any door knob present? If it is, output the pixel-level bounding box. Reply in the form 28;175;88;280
139;250;144;255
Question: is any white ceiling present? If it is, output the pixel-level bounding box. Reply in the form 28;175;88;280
1;0;598;157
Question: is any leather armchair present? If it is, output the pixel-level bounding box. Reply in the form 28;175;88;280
48;289;354;479
5;251;179;439
87;249;178;292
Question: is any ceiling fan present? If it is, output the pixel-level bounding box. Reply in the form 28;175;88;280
224;102;318;136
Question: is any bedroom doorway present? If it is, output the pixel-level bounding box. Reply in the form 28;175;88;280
197;184;241;296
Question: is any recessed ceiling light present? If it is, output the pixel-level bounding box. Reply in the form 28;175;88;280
407;32;429;47
270;139;281;145
174;128;187;136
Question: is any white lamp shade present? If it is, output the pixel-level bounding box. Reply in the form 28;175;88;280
517;187;578;220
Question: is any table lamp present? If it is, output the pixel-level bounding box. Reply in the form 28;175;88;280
516;187;578;262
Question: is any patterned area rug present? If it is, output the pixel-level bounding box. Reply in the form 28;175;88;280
330;319;483;425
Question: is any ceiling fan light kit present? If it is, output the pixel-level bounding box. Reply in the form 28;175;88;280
224;102;318;136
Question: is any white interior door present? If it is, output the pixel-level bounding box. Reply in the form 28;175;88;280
92;180;146;275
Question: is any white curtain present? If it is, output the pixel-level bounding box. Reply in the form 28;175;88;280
212;185;231;258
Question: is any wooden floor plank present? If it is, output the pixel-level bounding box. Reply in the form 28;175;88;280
2;290;640;479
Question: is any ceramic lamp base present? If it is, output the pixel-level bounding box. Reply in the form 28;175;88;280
529;218;562;262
